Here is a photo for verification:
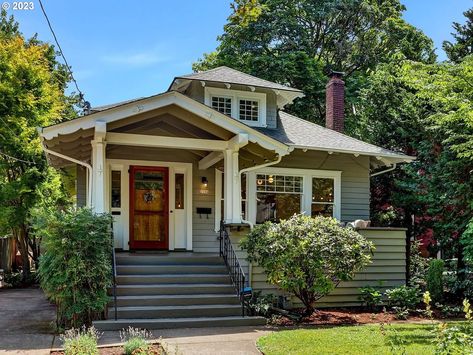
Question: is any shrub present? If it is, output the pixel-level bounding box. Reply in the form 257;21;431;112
408;240;429;290
241;214;374;315
36;208;112;328
426;259;445;304
61;326;100;355
247;291;276;317
120;327;153;355
385;285;421;309
358;286;383;310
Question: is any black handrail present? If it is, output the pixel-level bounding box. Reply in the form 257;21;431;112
110;223;118;321
219;221;247;317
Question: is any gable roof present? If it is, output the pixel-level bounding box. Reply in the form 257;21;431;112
256;111;414;164
173;66;302;93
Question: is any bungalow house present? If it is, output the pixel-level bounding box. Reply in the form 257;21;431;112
38;67;413;330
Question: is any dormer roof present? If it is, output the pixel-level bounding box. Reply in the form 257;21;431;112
170;66;302;93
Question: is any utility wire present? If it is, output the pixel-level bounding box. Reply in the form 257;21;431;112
38;0;90;112
0;151;35;165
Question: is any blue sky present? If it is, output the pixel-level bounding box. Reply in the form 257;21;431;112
9;0;472;107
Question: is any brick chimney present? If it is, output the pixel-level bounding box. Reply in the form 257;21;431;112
325;71;345;133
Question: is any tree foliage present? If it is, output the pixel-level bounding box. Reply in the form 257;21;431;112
0;10;75;280
36;208;112;328
241;214;374;315
193;0;435;124
443;8;473;63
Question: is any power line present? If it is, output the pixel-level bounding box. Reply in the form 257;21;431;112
0;151;36;165
37;0;90;112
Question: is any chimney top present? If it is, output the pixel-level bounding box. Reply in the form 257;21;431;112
326;71;345;133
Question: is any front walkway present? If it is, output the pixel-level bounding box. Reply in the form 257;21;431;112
1;287;271;354
0;287;56;354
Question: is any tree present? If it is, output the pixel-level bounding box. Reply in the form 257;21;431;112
443;8;473;63
356;57;473;287
0;10;74;281
194;0;435;125
241;214;374;315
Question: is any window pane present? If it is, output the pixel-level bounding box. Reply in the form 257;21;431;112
312;178;334;203
111;170;121;208
311;204;334;218
239;99;259;121
256;193;301;223
255;174;303;193
211;96;232;116
175;173;184;209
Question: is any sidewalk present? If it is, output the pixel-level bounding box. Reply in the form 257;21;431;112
0;287;56;355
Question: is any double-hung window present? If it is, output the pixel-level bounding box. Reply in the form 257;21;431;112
311;178;335;217
205;87;267;127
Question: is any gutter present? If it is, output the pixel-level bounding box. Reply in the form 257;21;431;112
370;163;397;177
37;127;93;207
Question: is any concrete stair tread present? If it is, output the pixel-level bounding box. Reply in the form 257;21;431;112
115;294;237;300
114;304;241;311
117;274;229;278
116;283;233;288
93;316;267;330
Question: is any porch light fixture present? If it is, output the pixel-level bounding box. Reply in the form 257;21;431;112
201;176;208;187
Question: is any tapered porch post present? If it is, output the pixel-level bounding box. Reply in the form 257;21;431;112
223;148;241;224
91;121;107;213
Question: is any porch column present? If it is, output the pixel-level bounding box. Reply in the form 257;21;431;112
223;148;241;224
91;121;107;213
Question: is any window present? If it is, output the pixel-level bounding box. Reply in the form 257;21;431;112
239;99;259;122
175;173;185;209
256;174;303;223
311;178;334;217
205;87;267;127
111;170;121;208
211;96;232;116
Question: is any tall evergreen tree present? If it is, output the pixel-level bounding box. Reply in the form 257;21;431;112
443;8;473;63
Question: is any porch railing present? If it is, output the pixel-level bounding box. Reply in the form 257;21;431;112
219;220;247;317
110;223;118;321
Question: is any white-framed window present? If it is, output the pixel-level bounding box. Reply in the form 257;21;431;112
247;167;341;224
205;87;267;127
211;96;232;116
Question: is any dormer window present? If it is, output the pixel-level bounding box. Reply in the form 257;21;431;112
205;87;267;127
211;96;232;116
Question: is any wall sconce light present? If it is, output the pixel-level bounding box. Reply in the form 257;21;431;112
201;176;208;187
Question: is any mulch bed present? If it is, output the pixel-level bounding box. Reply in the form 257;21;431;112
51;343;163;355
271;308;432;327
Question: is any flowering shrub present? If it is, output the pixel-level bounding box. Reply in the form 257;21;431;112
241;214;374;315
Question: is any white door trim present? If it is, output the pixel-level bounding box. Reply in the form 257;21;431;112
106;159;193;251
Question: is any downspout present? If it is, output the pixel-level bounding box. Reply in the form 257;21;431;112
370;163;397;177
37;128;93;207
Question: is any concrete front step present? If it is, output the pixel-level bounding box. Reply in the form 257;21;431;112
116;264;228;275
116;254;223;266
112;294;240;307
115;283;236;296
116;274;231;285
93;316;267;330
109;304;242;319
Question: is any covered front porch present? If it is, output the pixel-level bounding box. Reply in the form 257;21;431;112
39;92;290;252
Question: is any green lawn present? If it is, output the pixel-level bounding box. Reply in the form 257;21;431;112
257;323;448;355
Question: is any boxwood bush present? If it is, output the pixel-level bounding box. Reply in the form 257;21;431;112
241;214;374;315
36;208;112;328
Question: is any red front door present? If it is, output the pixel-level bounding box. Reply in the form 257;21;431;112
129;166;169;249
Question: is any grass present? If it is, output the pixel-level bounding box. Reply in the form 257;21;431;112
257;323;459;355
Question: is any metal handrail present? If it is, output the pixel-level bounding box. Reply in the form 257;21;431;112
111;223;118;321
219;220;247;317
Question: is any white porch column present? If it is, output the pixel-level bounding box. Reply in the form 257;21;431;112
223;149;234;223
91;121;107;213
223;148;241;224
